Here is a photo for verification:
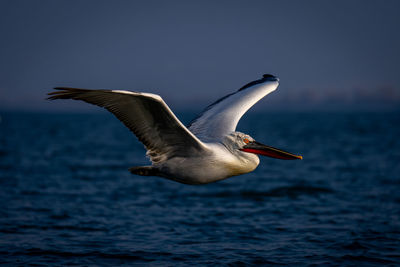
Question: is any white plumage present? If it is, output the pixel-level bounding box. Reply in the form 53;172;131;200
48;74;301;184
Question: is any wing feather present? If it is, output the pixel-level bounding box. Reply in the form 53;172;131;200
48;87;207;163
188;74;279;142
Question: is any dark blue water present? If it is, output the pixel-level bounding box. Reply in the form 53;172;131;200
1;111;399;266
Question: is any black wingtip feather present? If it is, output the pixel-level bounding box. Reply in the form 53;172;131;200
238;74;279;91
47;87;80;100
262;74;276;79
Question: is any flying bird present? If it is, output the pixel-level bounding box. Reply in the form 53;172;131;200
48;74;302;184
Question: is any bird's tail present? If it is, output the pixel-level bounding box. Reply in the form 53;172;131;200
129;166;159;176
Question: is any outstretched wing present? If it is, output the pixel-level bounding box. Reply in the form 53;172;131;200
48;88;208;163
188;74;279;142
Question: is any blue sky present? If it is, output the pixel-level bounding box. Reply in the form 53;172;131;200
1;0;400;112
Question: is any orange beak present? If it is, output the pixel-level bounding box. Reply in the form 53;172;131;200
240;141;302;160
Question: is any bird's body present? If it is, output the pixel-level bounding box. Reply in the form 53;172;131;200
134;133;260;184
48;74;302;184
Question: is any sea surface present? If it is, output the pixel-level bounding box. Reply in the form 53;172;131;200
0;111;399;266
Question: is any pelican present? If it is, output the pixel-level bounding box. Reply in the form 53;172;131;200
48;74;302;184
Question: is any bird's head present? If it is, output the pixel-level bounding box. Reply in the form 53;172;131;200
224;132;302;160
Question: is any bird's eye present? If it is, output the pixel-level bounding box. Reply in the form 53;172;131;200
243;138;250;144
